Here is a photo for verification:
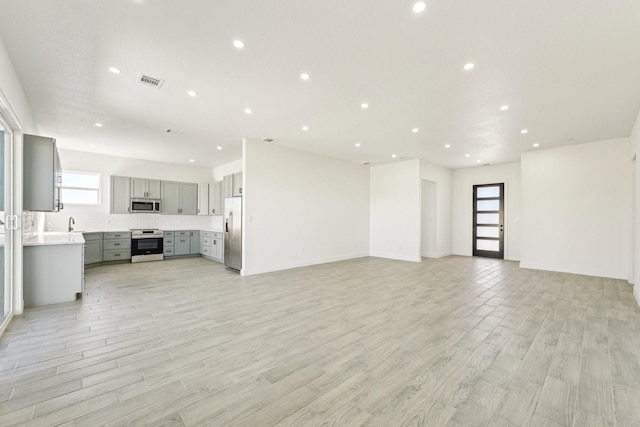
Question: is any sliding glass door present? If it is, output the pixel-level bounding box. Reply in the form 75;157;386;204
0;113;15;333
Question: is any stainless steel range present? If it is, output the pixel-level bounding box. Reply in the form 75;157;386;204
131;229;164;263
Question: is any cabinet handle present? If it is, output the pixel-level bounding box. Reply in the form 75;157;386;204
114;243;120;246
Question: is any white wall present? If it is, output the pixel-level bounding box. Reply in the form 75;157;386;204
370;159;421;262
213;159;242;182
243;140;369;275
452;162;521;261
629;110;640;305
421;160;453;258
521;138;630;279
45;149;216;232
0;36;36;133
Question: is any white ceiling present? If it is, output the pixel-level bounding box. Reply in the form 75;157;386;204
1;0;639;169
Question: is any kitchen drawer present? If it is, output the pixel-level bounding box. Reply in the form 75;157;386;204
83;232;102;241
104;232;131;240
201;246;210;256
176;231;190;237
103;239;130;250
164;237;174;246
164;231;174;237
164;247;174;256
103;249;131;261
202;231;212;238
211;232;222;239
201;237;211;247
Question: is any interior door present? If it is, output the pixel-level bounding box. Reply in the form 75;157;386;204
473;183;504;259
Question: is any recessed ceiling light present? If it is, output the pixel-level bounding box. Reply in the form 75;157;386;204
300;73;310;80
187;90;197;97
463;63;475;71
500;105;509;111
95;123;103;127
391;154;397;158
355;143;361;148
217;146;222;150
533;143;540;148
233;40;245;49
476;159;482;163
90;144;95;148
302;126;309;131
412;1;427;13
189;159;194;163
244;108;252;114
108;67;121;74
361;102;369;109
412;128;419;133
465;154;470;158
444;144;451;148
521;129;528;134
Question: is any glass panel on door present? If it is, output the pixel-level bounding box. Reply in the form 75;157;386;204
473;183;504;259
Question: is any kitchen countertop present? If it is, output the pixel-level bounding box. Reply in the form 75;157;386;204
23;232;86;246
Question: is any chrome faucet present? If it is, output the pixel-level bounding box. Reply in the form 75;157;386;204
68;217;75;232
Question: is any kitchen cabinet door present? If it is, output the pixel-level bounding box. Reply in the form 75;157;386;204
223;174;233;199
197;183;209;216
161;181;180;214
110;176;131;214
190;231;200;254
131;178;161;199
209;181;223;215
212;237;223;260
180;183;198;215
84;240;103;265
232;172;243;197
23;134;62;211
174;236;190;255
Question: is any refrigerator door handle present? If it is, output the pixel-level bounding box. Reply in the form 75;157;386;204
227;212;233;236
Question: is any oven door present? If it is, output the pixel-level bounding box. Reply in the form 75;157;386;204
131;237;163;256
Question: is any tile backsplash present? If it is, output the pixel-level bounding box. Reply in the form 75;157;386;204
45;211;219;232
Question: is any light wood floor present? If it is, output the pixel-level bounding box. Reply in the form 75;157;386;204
0;256;639;426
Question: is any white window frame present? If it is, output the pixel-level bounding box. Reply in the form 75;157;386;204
61;170;101;205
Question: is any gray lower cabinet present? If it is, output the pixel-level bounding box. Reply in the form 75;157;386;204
23;244;83;307
201;230;223;262
163;231;175;256
174;231;191;255
163;231;200;257
103;232;131;262
83;233;103;265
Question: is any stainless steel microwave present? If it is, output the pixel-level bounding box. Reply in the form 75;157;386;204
130;198;161;213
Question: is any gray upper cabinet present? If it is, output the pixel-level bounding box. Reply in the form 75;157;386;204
181;183;198;215
131;178;161;199
197;183;209;216
222;172;243;199
23;134;62;212
161;181;198;214
233;172;243;197
209;181;223;215
110;176;131;214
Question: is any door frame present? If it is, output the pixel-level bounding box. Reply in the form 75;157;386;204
0;87;23;336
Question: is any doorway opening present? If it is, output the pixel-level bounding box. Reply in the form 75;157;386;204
473;183;504;259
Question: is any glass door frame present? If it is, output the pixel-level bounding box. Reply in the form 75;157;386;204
0;90;21;337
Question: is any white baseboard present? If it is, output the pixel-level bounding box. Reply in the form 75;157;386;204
421;251;453;259
369;250;422;263
634;285;640;308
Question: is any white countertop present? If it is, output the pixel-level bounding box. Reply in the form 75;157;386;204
23;232;86;246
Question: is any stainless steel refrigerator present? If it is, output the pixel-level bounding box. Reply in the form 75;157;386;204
224;197;242;272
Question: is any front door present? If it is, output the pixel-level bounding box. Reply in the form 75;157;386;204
473;183;504;259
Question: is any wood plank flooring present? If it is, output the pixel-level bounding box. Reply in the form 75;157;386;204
1;256;639;426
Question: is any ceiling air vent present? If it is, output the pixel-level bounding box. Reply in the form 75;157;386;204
137;74;165;89
263;138;275;143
